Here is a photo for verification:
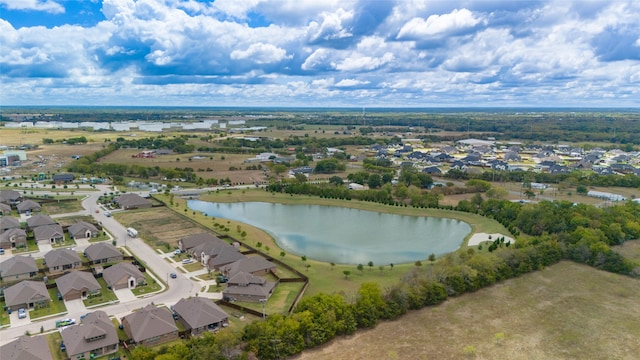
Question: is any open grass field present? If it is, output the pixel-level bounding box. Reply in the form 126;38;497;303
113;207;210;249
293;261;640;360
614;239;640;263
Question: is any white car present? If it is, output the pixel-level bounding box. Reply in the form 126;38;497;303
181;258;193;264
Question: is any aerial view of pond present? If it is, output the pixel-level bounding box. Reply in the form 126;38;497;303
187;200;472;265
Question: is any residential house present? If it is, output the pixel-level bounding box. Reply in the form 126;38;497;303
0;202;11;215
102;262;146;290
4;280;51;310
60;311;118;360
52;173;75;184
0;190;22;206
44;248;82;274
0;228;27;249
222;272;277;303
173;297;229;337
25;214;55;230
68;221;100;240
422;166;442;175
114;193;152;210
0;335;53;360
220;256;276;277
33;224;65;245
84;242;122;264
121;304;179;346
55;271;101;301
190;239;244;271
16;200;41;214
0;255;38;281
0;216;20;232
178;232;219;252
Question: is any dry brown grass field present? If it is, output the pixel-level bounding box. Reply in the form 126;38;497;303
614;239;640;263
293;261;640;360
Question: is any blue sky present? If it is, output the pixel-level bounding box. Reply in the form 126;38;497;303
1;0;639;107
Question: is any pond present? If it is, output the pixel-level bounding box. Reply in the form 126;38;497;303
187;200;471;265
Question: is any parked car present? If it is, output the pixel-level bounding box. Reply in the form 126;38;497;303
104;211;111;217
56;318;76;328
173;249;182;255
181;258;193;264
0;248;5;255
17;308;27;319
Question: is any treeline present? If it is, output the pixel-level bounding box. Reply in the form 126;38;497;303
129;238;566;360
218;135;384;151
446;169;640;188
114;135;195;154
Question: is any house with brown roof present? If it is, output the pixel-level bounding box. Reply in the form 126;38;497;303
0;335;53;360
60;310;118;359
0;202;11;216
33;223;65;244
0;228;27;249
0;216;20;232
4;280;51;310
114;193;152;210
25;214;55;230
16;199;41;214
102;262;146;290
84;242;122;264
44;248;82;274
172;297;229;337
0;189;22;206
222;272;277;303
121;304;179;346
187;237;244;270
68;221;99;240
220;256;276;277
0;255;38;282
55;271;101;301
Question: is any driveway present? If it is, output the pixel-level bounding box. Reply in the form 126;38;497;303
64;298;87;315
9;309;31;327
114;288;137;302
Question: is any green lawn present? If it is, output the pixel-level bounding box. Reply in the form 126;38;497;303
42;198;84;215
83;278;118;307
131;273;162;296
182;261;203;272
30;288;67;320
12;239;39;253
0;300;9;326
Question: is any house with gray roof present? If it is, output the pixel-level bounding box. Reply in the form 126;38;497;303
68;221;99;240
222;272;277;303
0;255;38;281
44;248;82;274
16;199;41;214
33;223;64;245
4;280;51;310
84;242;122;264
60;310;118;359
0;202;11;215
102;262;146;290
0;190;22;206
0;216;20;232
0;228;27;249
186;236;245;270
122;304;179;346
178;232;220;251
114;193;152;210
220;256;276;277
26;214;55;230
0;335;53;360
55;271;101;301
173;297;229;337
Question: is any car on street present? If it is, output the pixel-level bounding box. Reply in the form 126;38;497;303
170;273;177;279
104;211;111;217
56;318;76;328
17;308;27;319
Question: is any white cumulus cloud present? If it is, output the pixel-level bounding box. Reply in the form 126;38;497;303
0;0;64;14
230;42;290;64
397;8;481;39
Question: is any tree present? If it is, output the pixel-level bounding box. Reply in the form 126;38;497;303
328;176;344;186
273;164;288;176
389;263;394;270
367;261;374;271
357;264;364;274
343;270;351;279
576;185;588;195
428;253;436;263
280;251;286;258
330;262;335;270
367;174;382;189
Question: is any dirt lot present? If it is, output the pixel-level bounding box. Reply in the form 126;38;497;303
293;261;640;360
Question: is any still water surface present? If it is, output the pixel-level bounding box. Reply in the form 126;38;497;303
187;200;471;265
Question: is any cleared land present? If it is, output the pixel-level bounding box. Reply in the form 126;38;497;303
614;239;640;263
293;261;640;360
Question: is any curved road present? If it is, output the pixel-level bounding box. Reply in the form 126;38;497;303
0;185;200;345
